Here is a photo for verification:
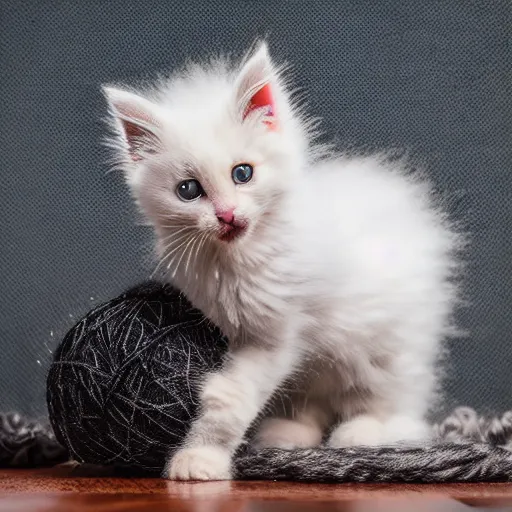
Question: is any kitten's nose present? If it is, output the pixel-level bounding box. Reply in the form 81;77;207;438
216;208;235;225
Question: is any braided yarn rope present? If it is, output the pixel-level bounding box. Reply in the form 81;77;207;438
0;412;67;467
236;407;512;483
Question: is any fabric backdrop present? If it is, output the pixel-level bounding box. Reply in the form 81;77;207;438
1;0;510;419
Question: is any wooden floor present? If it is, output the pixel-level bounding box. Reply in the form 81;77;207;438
1;467;512;511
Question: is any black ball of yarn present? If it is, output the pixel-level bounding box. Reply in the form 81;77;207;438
47;281;228;474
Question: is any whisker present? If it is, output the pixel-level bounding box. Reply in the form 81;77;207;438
186;231;208;276
184;234;201;276
163;233;196;275
159;226;192;239
172;234;199;278
151;232;193;278
196;234;210;277
158;232;191;260
159;224;190;230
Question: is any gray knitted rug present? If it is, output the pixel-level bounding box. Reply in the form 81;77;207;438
2;406;512;482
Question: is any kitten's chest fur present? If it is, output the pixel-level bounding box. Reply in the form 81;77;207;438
173;241;296;345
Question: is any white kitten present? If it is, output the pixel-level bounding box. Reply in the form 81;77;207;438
104;42;461;481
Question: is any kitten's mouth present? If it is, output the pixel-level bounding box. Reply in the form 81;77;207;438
218;222;248;242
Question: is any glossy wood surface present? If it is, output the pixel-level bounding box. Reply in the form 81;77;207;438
1;467;512;511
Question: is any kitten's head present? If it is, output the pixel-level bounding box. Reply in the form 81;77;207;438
104;43;312;261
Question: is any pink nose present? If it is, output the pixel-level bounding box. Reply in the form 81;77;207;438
216;208;235;225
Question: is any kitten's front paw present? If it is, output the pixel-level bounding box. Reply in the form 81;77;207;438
164;446;232;481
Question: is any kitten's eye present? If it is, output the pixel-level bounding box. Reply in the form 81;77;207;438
232;164;253;184
176;179;204;201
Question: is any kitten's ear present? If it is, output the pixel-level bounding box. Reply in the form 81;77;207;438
235;42;278;130
103;87;163;162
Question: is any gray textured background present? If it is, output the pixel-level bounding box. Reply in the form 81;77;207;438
0;0;510;419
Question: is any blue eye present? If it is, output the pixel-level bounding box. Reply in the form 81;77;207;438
232;164;253;184
176;179;203;201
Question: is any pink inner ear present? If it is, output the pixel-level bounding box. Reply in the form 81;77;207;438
121;119;151;161
243;83;278;130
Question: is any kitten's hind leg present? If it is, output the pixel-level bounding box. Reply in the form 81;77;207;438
253;411;325;450
328;327;439;448
327;414;430;447
254;417;322;449
327;414;385;447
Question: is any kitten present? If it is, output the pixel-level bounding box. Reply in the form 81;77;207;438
103;42;461;480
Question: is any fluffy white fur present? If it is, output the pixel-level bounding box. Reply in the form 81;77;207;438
103;42;461;481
